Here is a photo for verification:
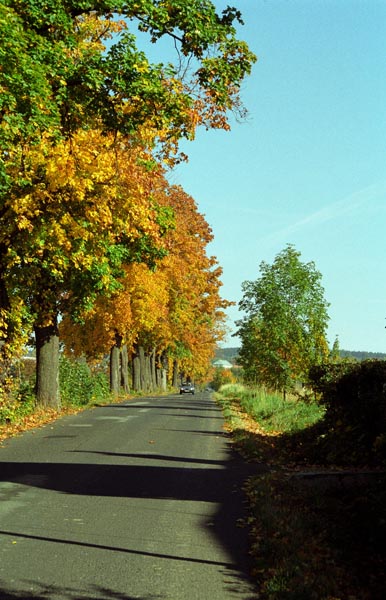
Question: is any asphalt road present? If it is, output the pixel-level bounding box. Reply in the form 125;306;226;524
0;391;258;600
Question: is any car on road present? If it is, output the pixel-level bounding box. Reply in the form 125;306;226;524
179;383;195;395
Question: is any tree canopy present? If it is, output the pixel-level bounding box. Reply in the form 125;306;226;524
236;245;330;396
60;183;229;387
0;1;256;159
0;0;255;406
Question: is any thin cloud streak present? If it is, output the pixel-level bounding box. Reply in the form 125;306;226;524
262;182;386;245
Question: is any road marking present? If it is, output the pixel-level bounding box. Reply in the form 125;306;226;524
94;416;137;422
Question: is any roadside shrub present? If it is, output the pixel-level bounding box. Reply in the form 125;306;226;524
0;380;36;425
309;360;386;464
211;367;235;390
59;356;110;407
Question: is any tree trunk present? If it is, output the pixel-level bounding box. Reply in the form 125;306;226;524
172;360;179;389
110;345;120;396
144;350;152;392
160;368;167;392
0;271;11;384
110;332;122;396
120;343;130;394
35;317;60;409
156;363;161;388
139;345;147;391
158;351;168;392
150;348;157;390
132;348;141;392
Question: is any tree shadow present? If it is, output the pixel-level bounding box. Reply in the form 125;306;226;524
0;529;233;568
0;580;164;599
69;450;226;466
0;442;259;597
100;402;219;412
0;456;251;503
149;413;225;419
163;428;229;437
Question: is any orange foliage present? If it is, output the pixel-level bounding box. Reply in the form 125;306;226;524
61;180;231;383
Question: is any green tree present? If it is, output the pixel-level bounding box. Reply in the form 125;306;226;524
236;245;330;398
330;335;341;362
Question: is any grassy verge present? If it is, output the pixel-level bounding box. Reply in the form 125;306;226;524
216;384;386;600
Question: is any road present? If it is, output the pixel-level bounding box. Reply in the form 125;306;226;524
0;391;258;600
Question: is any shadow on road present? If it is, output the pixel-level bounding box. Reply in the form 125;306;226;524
0;580;164;599
102;402;219;412
0;395;260;598
70;450;226;466
0;458;257;596
0;529;234;567
0;458;250;503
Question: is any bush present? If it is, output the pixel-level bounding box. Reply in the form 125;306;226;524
309;360;386;464
211;367;235;391
0;380;36;425
59;356;110;407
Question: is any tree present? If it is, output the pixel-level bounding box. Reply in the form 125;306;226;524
4;129;171;406
157;185;231;385
60;183;230;395
0;2;256;175
330;336;341;363
0;1;255;406
236;245;330;397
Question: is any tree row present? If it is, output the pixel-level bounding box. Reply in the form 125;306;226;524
0;1;256;408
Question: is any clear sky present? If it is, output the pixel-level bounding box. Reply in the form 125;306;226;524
165;0;386;352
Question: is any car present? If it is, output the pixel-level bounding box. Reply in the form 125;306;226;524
180;383;195;395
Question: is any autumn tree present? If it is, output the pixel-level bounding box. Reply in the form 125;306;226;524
236;245;330;398
154;185;230;386
60;184;230;394
0;2;255;405
5;130;171;406
59;163;172;397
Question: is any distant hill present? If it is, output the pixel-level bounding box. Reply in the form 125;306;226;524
214;347;240;364
215;347;386;364
340;350;386;361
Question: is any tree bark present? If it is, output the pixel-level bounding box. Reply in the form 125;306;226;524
150;348;157;390
139;345;147;391
0;271;11;384
120;343;130;394
132;348;141;392
35;316;60;409
160;367;167;392
110;345;120;396
144;349;152;392
110;331;122;396
158;351;168;392
172;359;179;389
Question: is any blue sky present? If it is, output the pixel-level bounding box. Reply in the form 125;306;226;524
163;0;386;352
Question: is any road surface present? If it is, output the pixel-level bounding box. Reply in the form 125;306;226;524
0;391;257;599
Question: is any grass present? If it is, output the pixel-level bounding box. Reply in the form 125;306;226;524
216;383;386;600
218;383;324;434
240;387;324;433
